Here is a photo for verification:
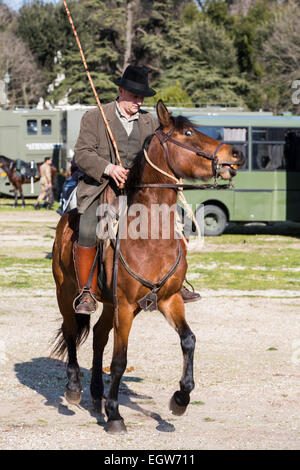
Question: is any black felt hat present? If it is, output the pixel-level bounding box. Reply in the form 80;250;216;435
115;65;156;97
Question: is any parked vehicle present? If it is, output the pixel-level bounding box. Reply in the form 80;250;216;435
177;108;300;235
1;106;300;236
0;107;91;198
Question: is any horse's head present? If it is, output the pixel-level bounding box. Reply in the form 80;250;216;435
0;155;12;171
0;156;6;168
156;100;245;181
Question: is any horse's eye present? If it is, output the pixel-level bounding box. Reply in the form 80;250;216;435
185;130;194;137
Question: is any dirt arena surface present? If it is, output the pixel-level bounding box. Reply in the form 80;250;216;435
0;211;299;450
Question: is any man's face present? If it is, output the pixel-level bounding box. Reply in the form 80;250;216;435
118;88;144;117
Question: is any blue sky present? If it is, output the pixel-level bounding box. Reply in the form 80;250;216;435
3;0;60;11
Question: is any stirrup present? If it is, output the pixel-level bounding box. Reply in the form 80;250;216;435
73;288;98;314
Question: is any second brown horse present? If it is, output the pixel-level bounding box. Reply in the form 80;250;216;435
0;155;56;207
52;100;245;433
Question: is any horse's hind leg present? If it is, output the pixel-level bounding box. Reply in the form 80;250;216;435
159;294;196;415
54;293;90;405
105;304;134;434
20;189;25;208
13;188;18;208
64;319;82;405
90;303;114;412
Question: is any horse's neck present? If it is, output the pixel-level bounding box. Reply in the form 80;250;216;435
125;143;178;242
1;159;13;174
135;141;178;206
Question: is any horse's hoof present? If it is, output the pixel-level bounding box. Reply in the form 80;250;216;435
169;394;188;416
105;419;127;434
64;388;82;405
93;397;106;414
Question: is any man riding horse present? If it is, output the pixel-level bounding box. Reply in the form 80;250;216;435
73;65;200;315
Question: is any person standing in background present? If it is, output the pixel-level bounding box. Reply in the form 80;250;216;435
34;156;53;210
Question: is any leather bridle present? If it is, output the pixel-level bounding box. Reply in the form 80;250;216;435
134;126;237;191
155;127;226;179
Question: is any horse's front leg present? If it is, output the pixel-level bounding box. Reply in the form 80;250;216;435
90;303;114;412
105;303;134;434
159;293;196;415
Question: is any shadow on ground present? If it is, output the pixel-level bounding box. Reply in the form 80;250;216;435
225;221;300;238
14;357;175;433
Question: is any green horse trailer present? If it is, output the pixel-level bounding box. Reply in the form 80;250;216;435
176;109;300;235
0;107;94;199
0;109;67;197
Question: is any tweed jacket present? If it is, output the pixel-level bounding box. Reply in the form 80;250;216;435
74;101;159;213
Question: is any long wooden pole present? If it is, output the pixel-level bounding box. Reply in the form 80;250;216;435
62;0;123;171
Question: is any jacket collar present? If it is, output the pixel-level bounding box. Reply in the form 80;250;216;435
104;101;152;143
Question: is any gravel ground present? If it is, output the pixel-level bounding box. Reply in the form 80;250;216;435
0;289;299;450
0;210;299;450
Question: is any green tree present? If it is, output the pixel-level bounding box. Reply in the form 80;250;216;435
47;0;126;104
258;1;300;113
17;0;66;72
230;0;274;74
156;16;247;107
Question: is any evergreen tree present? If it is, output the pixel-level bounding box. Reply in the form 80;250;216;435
17;0;64;72
48;0;125;104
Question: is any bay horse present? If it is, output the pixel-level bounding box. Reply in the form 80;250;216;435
52;100;244;433
0;155;57;207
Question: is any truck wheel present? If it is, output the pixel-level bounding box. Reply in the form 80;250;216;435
203;205;227;236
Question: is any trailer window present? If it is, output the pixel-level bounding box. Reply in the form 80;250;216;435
27;120;38;135
252;127;300;170
41;119;52;135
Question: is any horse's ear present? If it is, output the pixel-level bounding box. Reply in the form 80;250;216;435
156;100;172;129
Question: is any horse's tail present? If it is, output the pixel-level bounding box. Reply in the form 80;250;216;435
50;314;90;359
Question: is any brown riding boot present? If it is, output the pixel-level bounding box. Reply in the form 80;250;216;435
73;242;98;315
179;238;201;303
181;285;201;303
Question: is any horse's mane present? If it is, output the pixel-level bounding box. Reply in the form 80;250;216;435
125;114;196;202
